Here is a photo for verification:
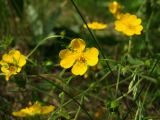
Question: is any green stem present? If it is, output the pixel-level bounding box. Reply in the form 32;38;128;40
115;78;142;102
26;35;62;58
73;95;84;120
70;0;115;79
39;75;93;120
48;83;91;120
149;59;159;74
116;66;120;97
123;3;155;120
58;69;66;78
69;1;132;115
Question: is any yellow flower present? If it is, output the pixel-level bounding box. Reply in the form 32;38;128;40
84;22;107;30
115;13;124;19
108;1;122;19
41;105;55;114
0;49;26;81
115;13;143;36
12;101;55;117
59;38;99;75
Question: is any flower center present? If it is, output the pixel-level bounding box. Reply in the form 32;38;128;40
9;66;17;73
127;24;135;30
78;56;86;63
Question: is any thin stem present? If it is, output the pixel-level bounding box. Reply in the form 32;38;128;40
39;75;93;120
48;84;91;120
149;59;159;74
69;1;132;113
26;35;62;58
59;69;70;115
116;66;120;97
70;0;114;79
115;78;142;102
73;95;84;120
123;59;159;120
58;69;66;79
123;4;154;119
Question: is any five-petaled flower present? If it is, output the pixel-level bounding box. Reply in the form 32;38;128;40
0;49;26;81
115;13;143;36
84;22;107;30
59;38;99;75
12;101;55;117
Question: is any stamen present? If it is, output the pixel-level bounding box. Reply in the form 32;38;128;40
9;66;16;73
78;56;86;63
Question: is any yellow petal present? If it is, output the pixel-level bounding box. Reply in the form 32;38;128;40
12;101;43;117
1;64;9;73
70;38;86;52
71;61;87;75
59;49;77;68
9;50;20;63
59;49;72;58
1;64;11;81
22;102;41;116
135;25;143;35
133;19;142;25
115;13;143;36
0;61;5;65
83;47;99;66
109;1;121;14
5;73;13;81
41;105;55;114
5;75;10;81
84;22;107;30
2;54;13;63
17;67;22;72
115;20;129;32
124;28;134;36
115;13;123;19
129;15;137;20
12;111;26;117
115;21;122;32
18;55;26;67
9;50;21;59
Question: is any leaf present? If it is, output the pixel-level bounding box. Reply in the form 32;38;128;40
107;100;119;113
128;75;136;93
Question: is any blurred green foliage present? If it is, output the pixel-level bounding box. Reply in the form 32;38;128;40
0;0;160;119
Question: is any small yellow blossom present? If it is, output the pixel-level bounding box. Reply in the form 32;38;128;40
108;1;122;19
115;13;143;36
115;13;124;20
84;22;107;30
0;49;26;81
59;38;99;75
12;101;55;117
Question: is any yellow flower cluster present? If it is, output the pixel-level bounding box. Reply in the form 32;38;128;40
59;38;99;75
115;13;143;36
84;22;107;30
108;2;143;36
12;101;55;117
108;1;122;19
0;50;26;81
